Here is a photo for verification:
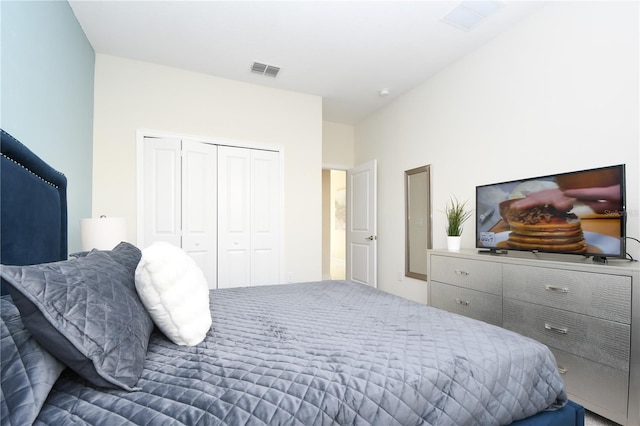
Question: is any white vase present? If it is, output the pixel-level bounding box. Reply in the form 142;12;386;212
447;236;461;251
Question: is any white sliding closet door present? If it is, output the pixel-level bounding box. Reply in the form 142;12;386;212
218;146;280;288
142;137;218;288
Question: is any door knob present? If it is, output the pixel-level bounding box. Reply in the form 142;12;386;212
366;235;376;241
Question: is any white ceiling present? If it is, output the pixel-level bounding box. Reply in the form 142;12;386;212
69;1;548;125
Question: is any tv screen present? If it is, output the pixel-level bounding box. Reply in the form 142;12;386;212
476;164;626;259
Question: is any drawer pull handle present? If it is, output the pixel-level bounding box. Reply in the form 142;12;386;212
455;298;470;306
454;270;469;276
557;366;568;375
545;285;569;293
544;323;568;334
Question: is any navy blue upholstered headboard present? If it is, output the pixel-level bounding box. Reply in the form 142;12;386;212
1;129;68;294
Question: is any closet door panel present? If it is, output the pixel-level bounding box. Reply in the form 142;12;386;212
182;140;217;289
142;137;181;247
251;150;280;286
143;136;282;291
218;146;251;288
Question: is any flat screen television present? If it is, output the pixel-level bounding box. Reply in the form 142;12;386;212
476;164;626;259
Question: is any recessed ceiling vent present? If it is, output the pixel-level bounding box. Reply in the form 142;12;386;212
251;61;280;78
442;1;504;31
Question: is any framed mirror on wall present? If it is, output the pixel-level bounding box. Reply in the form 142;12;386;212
405;165;432;281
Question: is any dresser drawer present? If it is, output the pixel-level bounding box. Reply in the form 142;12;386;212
503;264;631;324
430;281;502;326
503;299;630;370
430;255;502;295
551;347;629;425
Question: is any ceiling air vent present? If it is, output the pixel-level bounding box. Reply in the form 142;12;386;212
251;61;280;78
442;1;504;31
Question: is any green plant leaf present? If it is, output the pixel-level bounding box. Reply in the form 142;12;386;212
444;196;473;236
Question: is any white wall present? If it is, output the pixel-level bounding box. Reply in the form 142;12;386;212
322;120;355;169
93;54;323;283
355;2;639;303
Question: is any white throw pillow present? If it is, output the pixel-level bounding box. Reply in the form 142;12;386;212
135;242;212;346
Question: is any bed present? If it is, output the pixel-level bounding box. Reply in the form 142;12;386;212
0;128;584;425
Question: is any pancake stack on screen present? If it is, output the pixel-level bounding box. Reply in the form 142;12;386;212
498;199;588;254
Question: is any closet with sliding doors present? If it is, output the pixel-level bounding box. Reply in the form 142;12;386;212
139;136;281;289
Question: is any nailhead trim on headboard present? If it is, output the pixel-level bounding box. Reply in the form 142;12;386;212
1;152;60;189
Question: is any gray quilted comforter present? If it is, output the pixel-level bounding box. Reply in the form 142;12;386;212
35;281;566;425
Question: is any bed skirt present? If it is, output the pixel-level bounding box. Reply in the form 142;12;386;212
512;400;585;426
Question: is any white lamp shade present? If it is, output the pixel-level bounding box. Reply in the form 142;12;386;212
81;217;127;251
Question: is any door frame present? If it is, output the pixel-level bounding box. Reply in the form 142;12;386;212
135;129;286;283
321;168;348;280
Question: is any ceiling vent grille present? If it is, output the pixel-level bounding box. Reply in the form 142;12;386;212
442;1;504;31
251;61;280;78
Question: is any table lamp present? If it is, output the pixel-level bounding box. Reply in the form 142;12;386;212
80;216;127;251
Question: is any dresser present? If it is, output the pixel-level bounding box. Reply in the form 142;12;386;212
427;249;639;426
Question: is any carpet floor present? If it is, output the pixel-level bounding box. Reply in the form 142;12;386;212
585;410;621;426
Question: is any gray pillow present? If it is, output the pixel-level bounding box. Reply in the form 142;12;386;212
0;296;65;425
0;242;153;391
104;241;144;281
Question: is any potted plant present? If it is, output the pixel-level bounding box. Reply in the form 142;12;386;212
444;196;472;251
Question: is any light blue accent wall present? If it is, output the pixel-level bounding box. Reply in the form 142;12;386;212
1;0;95;254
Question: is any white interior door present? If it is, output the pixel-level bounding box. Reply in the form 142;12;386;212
181;140;217;289
346;160;377;287
142;137;218;288
218;146;251;288
218;146;280;288
142;137;181;247
250;149;280;286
